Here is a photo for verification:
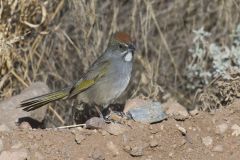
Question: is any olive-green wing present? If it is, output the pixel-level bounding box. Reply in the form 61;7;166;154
68;60;110;98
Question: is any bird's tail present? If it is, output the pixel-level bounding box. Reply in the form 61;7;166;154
20;90;68;112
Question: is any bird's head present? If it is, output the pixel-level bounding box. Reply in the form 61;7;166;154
106;32;136;62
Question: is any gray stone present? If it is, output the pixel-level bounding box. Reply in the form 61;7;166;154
0;82;49;129
127;101;167;124
85;117;107;129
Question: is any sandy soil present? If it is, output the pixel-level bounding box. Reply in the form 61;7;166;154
0;100;240;160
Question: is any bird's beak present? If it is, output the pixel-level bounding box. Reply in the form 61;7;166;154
128;44;136;53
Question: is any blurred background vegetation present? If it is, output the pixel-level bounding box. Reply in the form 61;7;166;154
1;0;240;126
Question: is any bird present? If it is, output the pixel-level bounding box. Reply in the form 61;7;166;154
20;32;136;118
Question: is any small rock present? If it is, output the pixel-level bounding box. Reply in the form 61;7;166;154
85;117;107;129
176;124;187;135
90;148;105;160
169;152;174;157
0;139;3;152
149;125;153;130
106;141;119;156
0;149;28;160
104;123;127;136
75;133;86;144
149;140;158;148
19;122;32;130
202;136;213;146
126;101;167;124
212;145;223;152
0;82;49;129
215;123;228;135
231;124;240;136
0;124;10;132
130;146;144;157
123;145;131;152
180;139;187;146
164;99;189;120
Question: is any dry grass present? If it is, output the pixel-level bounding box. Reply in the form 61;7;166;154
197;71;240;111
1;0;240;125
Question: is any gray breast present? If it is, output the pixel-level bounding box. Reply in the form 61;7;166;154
77;60;132;106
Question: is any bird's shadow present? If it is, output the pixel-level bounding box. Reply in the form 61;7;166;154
18;103;125;129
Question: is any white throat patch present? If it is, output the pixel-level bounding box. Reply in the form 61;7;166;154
124;52;133;62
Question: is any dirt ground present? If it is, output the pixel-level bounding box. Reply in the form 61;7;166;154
0;100;240;160
1;1;240;160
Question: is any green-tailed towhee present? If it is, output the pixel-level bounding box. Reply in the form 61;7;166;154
20;32;136;117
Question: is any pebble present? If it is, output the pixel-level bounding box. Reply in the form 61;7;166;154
123;145;131;152
90;148;105;160
0;139;3;152
176;124;187;135
75;133;86;144
215;123;228;135
168;152;174;157
106;141;119;156
212;145;223;152
164;99;189;120
104;123;127;136
149;140;158;148
85;117;107;129
202;136;213;146
231;124;240;136
130;146;144;157
0;149;28;160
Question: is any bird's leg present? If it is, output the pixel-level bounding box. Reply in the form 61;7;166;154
94;105;104;119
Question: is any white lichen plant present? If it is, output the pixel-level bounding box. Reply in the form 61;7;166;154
186;24;240;90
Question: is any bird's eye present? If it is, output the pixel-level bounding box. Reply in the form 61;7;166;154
119;44;124;49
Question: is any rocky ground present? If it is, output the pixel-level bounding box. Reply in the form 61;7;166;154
0;99;240;160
